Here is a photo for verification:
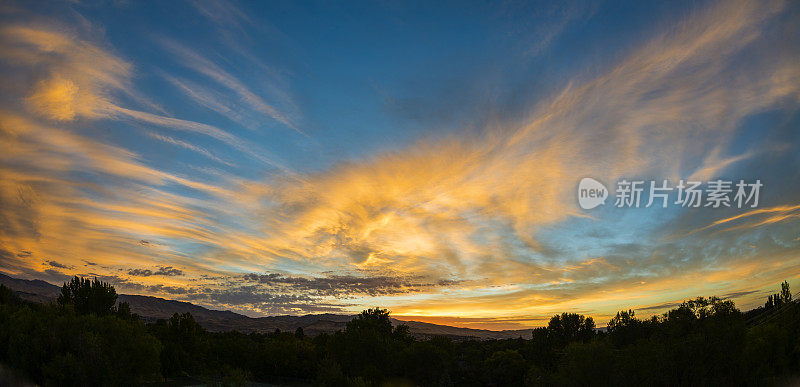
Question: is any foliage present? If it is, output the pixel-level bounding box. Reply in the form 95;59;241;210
0;299;160;386
1;281;798;386
57;276;118;316
546;312;596;347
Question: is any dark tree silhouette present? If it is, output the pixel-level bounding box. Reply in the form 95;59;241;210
345;307;394;336
57;276;118;316
764;281;792;309
607;309;649;347
546;312;596;347
780;280;792;303
0;284;20;305
2;279;799;385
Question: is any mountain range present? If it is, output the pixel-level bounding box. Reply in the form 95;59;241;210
0;273;532;340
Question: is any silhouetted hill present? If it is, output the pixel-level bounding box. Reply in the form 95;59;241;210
391;319;533;340
0;273;531;339
0;272;60;303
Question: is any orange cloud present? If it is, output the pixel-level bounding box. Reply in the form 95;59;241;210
1;25;132;120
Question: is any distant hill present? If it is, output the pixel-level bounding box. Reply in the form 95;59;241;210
0;273;532;340
0;272;60;303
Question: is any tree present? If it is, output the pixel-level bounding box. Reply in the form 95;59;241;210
556;339;615;385
346;308;393;336
607;309;647;347
608;309;638;332
780;281;792;304
157;312;206;377
116;301;137;320
547;313;595;347
765;282;792;309
484;349;526;385
327;308;413;383
766;294;782;309
2;301;160;385
403;337;455;385
57;276;117;316
0;284;21;305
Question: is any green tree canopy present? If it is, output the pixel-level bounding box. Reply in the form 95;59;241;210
57;276;118;316
345;307;394;336
547;312;596;347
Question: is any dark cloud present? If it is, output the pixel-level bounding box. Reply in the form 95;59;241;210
138;240;161;247
110;271;466;315
183;286;351;315
186;286;311;305
127;266;183;277
721;290;759;300
0;248;17;267
46;260;72;269
147;284;192;295
0;249;70;284
241;272;459;297
40;269;72;284
154;266;183;276
92;276;189;296
636;302;682;311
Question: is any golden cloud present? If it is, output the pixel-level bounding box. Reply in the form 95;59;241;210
241;0;800;284
1;25;131;120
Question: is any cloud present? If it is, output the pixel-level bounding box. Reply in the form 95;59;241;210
144;131;236;167
721;290;759;300
236;0;799;286
111;106;293;173
156;38;303;135
636;302;682;311
241;271;461;297
1;16;289;173
0;25;131;121
683;203;800;236
26;75;82;120
188;0;800;321
127;266;184;277
0;16;287;286
46;260;73;269
0;0;798;323
498;0;598;57
0;109;237;289
160;74;253;129
190;0;253;31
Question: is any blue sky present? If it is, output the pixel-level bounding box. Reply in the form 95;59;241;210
0;0;798;329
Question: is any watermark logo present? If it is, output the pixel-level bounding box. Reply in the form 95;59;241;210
578;179;762;210
578;177;609;209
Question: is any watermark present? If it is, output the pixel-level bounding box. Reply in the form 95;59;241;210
578;179;762;210
578;178;608;209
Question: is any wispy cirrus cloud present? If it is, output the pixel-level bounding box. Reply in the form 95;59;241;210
217;0;800;319
143;131;236;167
0;25;131;121
240;0;799;277
156;38;304;135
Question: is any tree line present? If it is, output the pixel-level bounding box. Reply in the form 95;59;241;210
0;277;797;386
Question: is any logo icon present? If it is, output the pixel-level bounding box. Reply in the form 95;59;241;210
578;178;608;209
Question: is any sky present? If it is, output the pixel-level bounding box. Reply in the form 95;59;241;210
0;0;799;330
